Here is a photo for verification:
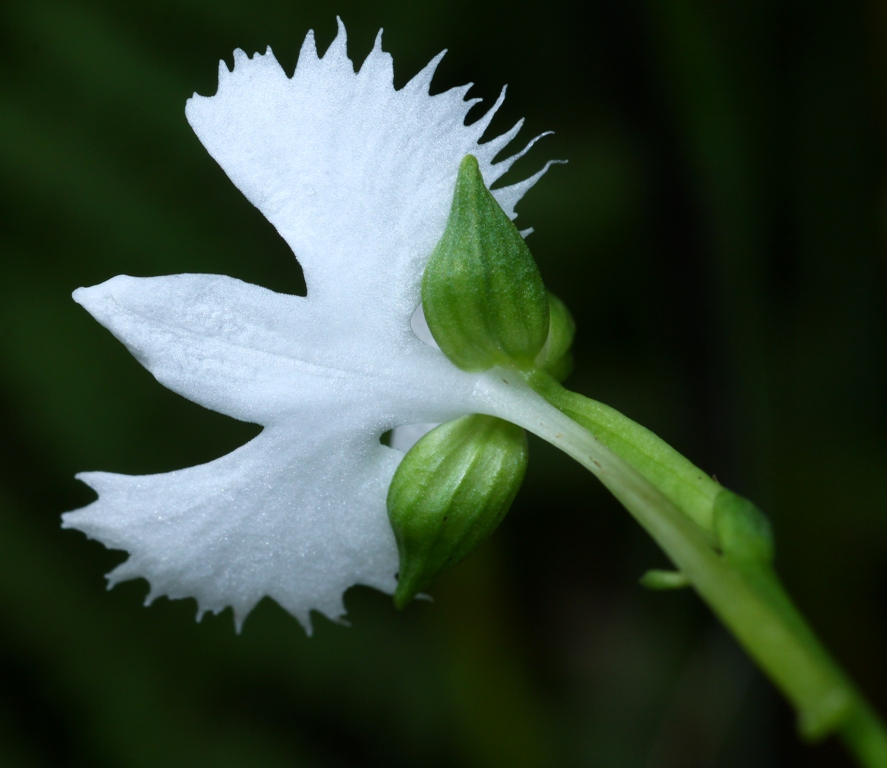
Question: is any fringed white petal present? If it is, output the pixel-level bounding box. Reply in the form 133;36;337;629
185;21;551;328
64;426;401;632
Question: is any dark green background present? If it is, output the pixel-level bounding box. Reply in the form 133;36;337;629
2;1;885;766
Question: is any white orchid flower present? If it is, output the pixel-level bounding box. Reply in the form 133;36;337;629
63;20;556;631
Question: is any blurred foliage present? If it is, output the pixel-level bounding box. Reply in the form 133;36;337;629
1;0;886;766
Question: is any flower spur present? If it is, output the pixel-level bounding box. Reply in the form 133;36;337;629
63;20;557;631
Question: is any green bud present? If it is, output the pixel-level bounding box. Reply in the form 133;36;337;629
535;292;576;382
387;414;528;608
422;155;550;372
639;569;691;590
713;489;775;565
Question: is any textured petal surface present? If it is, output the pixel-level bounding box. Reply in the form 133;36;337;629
73;272;483;430
65;426;401;631
185;21;556;330
74;274;320;424
67;22;555;630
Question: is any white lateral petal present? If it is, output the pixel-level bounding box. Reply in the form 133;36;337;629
74;274;330;424
185;23;550;322
469;86;507;136
489;131;554;184
64;425;400;631
402;49;446;94
493;159;566;221
74;272;482;430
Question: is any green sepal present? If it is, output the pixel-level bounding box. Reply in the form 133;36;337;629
639;569;691;590
713;489;775;565
422;155;550;372
387;414;528;608
535;292;576;382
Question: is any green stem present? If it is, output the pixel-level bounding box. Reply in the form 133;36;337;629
528;371;724;535
495;369;887;766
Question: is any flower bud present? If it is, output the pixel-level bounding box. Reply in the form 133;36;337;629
387;414;528;607
422;155;550;372
639;569;690;590
535;292;576;381
713;489;775;565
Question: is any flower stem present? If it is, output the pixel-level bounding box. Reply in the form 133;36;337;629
492;369;887;766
